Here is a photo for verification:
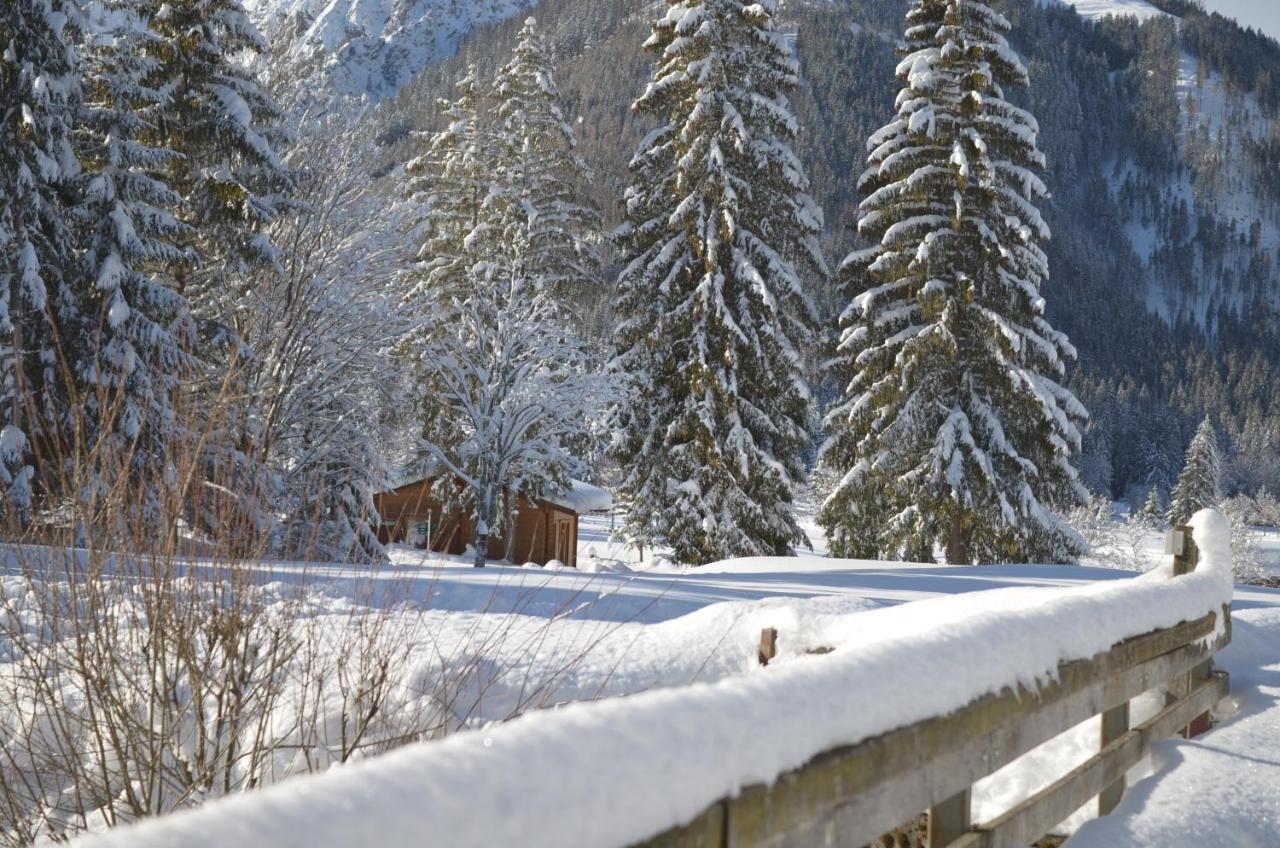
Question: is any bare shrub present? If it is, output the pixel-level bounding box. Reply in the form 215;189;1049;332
0;347;631;846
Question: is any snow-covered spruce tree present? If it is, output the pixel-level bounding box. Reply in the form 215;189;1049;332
398;66;496;520
819;0;1088;565
401;61;610;566
491;18;601;307
145;0;293;312
1167;417;1221;527
143;0;295;542
1137;485;1165;529
0;0;84;526
402;65;489;321
612;0;825;566
72;0;196;526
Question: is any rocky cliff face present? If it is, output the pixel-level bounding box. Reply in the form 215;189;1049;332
247;0;535;100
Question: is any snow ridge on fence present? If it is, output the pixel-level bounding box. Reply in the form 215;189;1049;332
78;511;1235;848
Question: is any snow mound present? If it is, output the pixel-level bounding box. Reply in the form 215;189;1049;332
79;511;1236;848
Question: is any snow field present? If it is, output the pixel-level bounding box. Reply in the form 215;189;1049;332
78;511;1244;848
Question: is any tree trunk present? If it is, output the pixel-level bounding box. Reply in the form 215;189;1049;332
473;523;488;568
946;515;969;565
504;488;518;563
474;476;495;568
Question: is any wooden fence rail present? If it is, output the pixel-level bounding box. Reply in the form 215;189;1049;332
639;527;1231;848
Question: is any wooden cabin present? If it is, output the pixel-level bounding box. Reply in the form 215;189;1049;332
373;477;611;568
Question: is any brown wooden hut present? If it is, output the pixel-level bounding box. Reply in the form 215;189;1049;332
373;477;611;568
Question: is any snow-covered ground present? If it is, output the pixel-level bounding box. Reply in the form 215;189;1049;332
64;510;1280;848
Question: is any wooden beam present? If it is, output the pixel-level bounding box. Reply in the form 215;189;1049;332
758;629;778;667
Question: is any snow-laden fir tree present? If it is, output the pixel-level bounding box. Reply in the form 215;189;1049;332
0;0;84;525
145;0;294;314
819;0;1088;565
1137;485;1165;529
491;18;601;307
398;68;493;479
401;59;609;565
612;0;826;566
73;0;196;526
1168;417;1221;527
141;0;294;542
403;66;489;321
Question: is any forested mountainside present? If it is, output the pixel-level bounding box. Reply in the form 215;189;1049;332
281;0;1280;502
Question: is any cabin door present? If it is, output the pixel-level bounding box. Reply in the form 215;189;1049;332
555;520;572;565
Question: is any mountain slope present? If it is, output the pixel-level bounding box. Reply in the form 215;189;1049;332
247;0;534;99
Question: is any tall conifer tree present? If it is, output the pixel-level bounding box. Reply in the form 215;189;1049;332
73;0;195;523
613;0;825;565
819;0;1088;564
0;0;83;523
146;0;293;316
1168;417;1221;527
143;0;294;537
492;18;600;307
398;66;494;509
403;66;489;321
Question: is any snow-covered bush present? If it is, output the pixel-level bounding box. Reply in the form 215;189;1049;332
1220;497;1268;583
1068;497;1117;555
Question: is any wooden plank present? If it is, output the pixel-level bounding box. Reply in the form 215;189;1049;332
637;802;725;848
928;788;971;847
1098;701;1129;815
636;613;1225;848
952;671;1229;848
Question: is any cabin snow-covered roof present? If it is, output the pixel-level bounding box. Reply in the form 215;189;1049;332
380;469;612;515
547;480;613;514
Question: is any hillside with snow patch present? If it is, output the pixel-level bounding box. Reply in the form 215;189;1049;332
1052;0;1169;24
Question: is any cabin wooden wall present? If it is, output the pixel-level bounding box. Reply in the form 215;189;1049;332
375;479;578;567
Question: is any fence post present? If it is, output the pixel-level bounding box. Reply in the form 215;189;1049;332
1167;526;1214;738
1098;700;1130;815
1168;525;1199;576
927;788;971;847
758;628;778;667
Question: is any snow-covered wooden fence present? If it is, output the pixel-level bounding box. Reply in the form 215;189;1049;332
640;526;1231;848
